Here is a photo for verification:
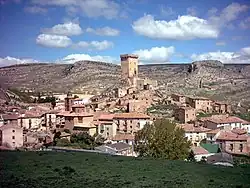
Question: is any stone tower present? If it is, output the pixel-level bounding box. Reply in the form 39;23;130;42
120;54;139;79
64;92;74;111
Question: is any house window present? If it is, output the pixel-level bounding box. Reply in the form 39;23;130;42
12;136;15;139
130;120;133;123
130;126;132;129
78;117;83;123
12;130;15;133
186;114;188;118
239;144;243;152
29;119;32;129
230;144;233;151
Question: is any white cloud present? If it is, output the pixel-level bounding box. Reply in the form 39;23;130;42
187;7;197;16
239;17;250;29
75;40;114;51
191;46;250;63
32;0;121;19
36;34;72;48
133;46;175;63
216;41;226;46
58;53;118;64
0;56;44;67
86;27;120;36
132;14;219;40
42;22;82;36
208;3;249;27
160;5;175;17
24;6;47;14
191;51;239;62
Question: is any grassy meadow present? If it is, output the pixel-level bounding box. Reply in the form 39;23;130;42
0;151;250;188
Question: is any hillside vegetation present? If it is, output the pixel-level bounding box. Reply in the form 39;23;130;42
0;60;250;106
0;151;250;188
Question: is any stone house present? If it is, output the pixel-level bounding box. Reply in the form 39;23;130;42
186;96;213;112
175;107;196;123
203;115;250;133
1;114;19;125
97;114;116;139
178;123;210;146
216;129;250;155
113;113;151;134
212;101;232;114
0;124;23;149
114;88;127;98
109;133;135;145
171;94;186;104
56;105;96;136
41;110;58;130
18;111;43;130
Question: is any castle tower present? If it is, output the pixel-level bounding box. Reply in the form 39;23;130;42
64;92;74;111
120;54;139;79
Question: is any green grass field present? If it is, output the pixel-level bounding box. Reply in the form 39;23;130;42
1;151;250;188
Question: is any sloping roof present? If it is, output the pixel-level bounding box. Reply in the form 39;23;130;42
21;110;43;118
107;142;131;151
112;133;135;141
178;124;211;133
206;129;220;134
207;152;233;164
99;114;114;121
57;111;94;117
200;143;219;153
217;130;248;141
191;146;210;155
2;114;19;120
208;116;250;124
114;113;150;119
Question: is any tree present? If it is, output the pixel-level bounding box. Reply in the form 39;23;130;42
70;132;97;149
134;119;191;160
187;150;196;162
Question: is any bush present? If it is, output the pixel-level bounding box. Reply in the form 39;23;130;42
63;129;71;134
56;138;71;147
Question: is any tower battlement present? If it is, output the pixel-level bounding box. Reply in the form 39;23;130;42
120;54;139;80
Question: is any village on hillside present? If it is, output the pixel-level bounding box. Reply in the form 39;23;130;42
1;54;250;166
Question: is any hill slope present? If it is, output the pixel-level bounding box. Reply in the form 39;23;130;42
0;151;250;188
0;60;250;106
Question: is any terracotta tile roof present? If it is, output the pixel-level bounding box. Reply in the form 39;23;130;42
206;129;220;134
57;111;93;117
2;114;19;120
179;106;195;111
191;146;210;155
111;133;135;141
72;104;85;108
114;113;150;119
208;116;250;124
231;128;247;135
99;114;114;121
178;124;211;133
217;130;249;141
21;110;43;118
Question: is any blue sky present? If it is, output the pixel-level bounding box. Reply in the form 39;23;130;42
0;0;250;66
